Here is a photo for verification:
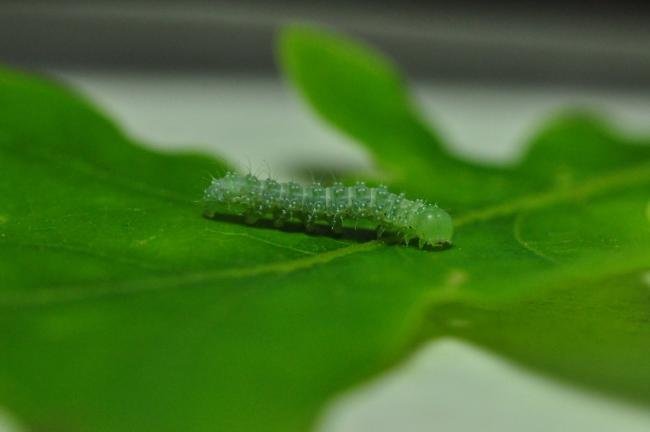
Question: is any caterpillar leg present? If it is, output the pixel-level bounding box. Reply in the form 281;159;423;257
273;209;288;228
402;232;414;246
244;207;263;225
330;215;344;234
305;213;318;232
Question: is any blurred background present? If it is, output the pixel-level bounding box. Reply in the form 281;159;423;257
3;0;650;85
2;0;650;177
2;1;650;431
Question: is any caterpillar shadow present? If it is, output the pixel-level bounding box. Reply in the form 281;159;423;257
203;213;451;251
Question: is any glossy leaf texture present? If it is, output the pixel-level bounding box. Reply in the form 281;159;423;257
0;25;649;432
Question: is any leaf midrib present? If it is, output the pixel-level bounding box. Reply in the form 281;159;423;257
454;161;650;227
0;241;382;307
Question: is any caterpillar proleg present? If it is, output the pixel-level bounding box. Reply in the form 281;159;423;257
203;173;453;249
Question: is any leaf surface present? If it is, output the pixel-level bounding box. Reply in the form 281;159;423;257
0;27;649;432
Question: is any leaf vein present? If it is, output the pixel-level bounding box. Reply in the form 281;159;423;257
0;241;382;307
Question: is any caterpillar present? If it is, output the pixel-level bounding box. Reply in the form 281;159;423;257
203;173;453;249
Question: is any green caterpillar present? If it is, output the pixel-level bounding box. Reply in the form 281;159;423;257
203;173;453;249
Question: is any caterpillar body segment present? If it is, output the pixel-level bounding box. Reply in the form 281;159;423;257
203;173;453;248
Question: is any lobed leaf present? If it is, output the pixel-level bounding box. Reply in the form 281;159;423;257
0;27;649;432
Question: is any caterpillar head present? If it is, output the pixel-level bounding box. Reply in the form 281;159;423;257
205;173;255;200
204;173;256;215
413;205;453;248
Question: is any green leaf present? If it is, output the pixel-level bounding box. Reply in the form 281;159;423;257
1;25;650;432
279;26;650;403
